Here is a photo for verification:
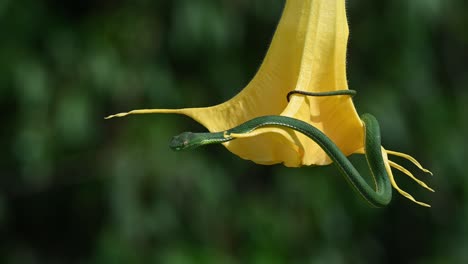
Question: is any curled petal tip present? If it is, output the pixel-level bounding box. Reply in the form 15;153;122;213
420;168;433;176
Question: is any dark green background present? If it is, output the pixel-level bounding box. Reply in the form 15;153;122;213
1;0;466;263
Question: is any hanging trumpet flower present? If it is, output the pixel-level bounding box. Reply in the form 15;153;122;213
106;0;433;207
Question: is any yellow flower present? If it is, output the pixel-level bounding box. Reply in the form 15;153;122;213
107;0;433;206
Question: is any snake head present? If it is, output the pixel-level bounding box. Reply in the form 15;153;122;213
170;131;228;151
170;132;198;151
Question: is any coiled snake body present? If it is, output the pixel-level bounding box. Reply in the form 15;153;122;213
170;114;392;207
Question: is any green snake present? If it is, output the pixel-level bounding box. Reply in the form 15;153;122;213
286;89;357;102
170;113;392;207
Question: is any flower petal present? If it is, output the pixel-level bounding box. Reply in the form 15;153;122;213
386;150;433;175
388;160;434;192
382;148;431;207
106;0;363;167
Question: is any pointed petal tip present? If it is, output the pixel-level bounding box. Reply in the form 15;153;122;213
400;191;431;207
418;202;431;208
421;184;434;192
423;185;435;193
420;167;433;176
104;108;187;120
104;112;128;119
385;159;432;208
388;160;434;193
386;150;433;176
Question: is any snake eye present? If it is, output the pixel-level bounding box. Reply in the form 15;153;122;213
183;140;189;146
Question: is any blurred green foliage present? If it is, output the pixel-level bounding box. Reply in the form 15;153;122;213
1;0;467;263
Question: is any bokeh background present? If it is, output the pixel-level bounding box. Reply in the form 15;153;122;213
1;0;467;263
